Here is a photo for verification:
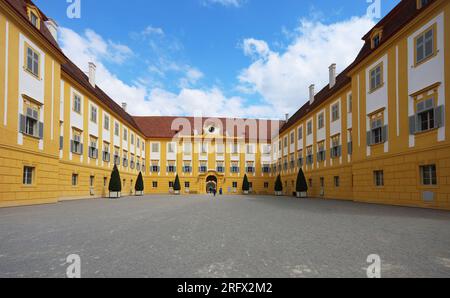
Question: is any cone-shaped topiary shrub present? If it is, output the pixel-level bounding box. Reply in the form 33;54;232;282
109;165;122;198
173;174;181;192
274;174;283;195
296;168;308;197
135;172;144;195
242;174;250;193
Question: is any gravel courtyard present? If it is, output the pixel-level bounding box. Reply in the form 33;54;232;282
0;195;449;278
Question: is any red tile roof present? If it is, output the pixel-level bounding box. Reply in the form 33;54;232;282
133;116;283;143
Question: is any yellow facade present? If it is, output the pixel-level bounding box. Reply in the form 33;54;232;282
0;0;449;210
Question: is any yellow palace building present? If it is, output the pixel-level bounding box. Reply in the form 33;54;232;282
0;0;449;210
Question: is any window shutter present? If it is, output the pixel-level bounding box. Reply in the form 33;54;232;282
38;122;44;139
348;142;352;155
19;114;26;133
435;105;444;128
409;115;416;135
338;145;342;157
367;131;372;146
79;143;83;154
70;140;74;153
382;125;388;143
60;136;64;150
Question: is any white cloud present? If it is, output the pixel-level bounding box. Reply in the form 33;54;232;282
141;26;165;36
202;0;245;8
58;27;270;119
238;16;375;115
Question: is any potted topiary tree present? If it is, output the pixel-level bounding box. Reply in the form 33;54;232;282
274;174;283;196
242;174;250;195
173;174;181;195
296;168;308;198
135;172;144;196
109;165;122;199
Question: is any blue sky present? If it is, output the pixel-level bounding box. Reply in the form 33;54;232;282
35;0;400;118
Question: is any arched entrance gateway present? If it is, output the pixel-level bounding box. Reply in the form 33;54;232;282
206;176;218;194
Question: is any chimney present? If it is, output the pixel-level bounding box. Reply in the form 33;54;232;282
329;63;336;88
45;19;58;41
309;84;315;105
88;62;96;88
122;102;127;112
285;113;289;122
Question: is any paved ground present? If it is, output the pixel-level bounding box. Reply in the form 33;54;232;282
0;195;449;278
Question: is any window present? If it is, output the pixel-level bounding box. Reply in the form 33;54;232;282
167;165;176;173
71;133;83;155
298;127;303;141
246;144;254;154
334;176;340;187
410;97;441;135
185;182;190;189
30;11;39;28
368;114;387;146
90;106;97;123
104;115;110;130
348;94;353;113
168;143;176;154
152;181;158;188
72;174;78;186
318;113;324;129
308;179;313;188
26;46;39;77
231;162;240;173
23;166;34;185
169;181;174;189
137;138;140;148
217;162;225;173
89;139;98;159
283;137;288;148
290;132;295;145
420;165;437;186
103;143;110;162
114;122;120;136
264;182;269;189
183;164;192;173
103;177;108;187
90;176;95;188
22;107;40;138
232;182;238;188
306;146;314;165
369;64;383;92
372;34;380;48
199;162;208;173
152;143;160;153
331;104;340;122
131;134;135;145
151;165;160;173
123;128;128;141
231;143;239;154
374;170;384;187
331;135;341;158
307;121;313;135
72;94;81;114
200;143;208;154
417;0;430;9
415;25;435;65
317;142;326;162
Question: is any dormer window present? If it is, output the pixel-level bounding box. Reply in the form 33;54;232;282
372;35;380;48
417;0;430;10
27;6;41;29
370;28;383;49
30;12;38;27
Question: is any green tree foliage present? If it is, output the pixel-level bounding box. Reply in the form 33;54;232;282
109;165;122;192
